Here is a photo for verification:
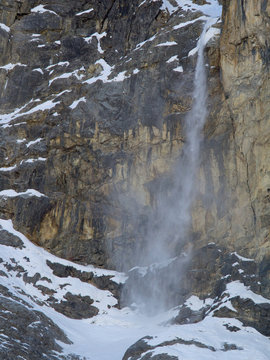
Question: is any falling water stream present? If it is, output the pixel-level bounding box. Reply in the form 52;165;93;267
124;19;217;313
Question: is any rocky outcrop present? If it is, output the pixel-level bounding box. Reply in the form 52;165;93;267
123;335;217;360
46;259;122;300
0;285;72;360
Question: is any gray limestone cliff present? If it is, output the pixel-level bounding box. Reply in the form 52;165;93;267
0;0;207;267
1;0;269;271
196;0;270;264
1;0;270;359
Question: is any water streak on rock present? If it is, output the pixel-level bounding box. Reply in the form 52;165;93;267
124;18;217;313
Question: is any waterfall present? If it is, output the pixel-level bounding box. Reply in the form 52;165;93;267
122;19;217;313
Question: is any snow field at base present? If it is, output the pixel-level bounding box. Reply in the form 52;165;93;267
142;317;270;360
0;221;270;359
33;298;270;360
38;295;270;360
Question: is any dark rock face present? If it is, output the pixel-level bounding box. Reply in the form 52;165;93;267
50;292;99;319
47;259;122;299
0;286;71;360
0;228;24;248
122;337;153;360
0;0;207;268
122;330;217;360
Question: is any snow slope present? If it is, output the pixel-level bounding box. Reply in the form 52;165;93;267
0;219;270;359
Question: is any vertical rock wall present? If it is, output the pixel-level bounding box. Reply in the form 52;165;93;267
220;0;270;263
186;1;270;280
200;0;270;259
1;0;270;272
0;0;205;268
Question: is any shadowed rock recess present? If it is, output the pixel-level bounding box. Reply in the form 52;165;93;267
1;0;270;359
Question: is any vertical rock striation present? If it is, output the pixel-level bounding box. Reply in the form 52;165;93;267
220;0;270;263
193;0;270;266
0;0;210;268
0;0;269;277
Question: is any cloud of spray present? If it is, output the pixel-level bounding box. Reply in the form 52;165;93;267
117;18;218;314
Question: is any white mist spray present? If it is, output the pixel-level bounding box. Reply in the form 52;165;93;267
123;19;218;313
